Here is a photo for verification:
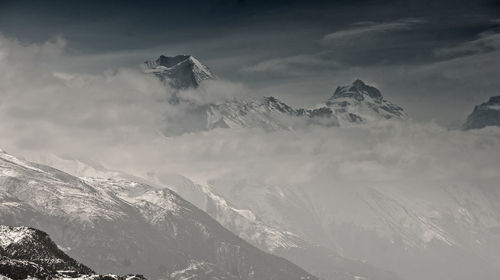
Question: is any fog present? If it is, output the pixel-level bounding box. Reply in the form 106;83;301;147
1;34;500;280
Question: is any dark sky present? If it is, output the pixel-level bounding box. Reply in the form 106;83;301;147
1;0;500;124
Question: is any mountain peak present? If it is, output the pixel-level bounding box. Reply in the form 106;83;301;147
463;95;500;130
486;95;500;105
143;54;215;89
326;80;407;122
352;79;367;87
156;54;192;67
331;79;383;101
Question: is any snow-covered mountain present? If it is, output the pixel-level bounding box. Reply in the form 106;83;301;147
201;79;407;131
326;79;407;124
463;95;500;130
206;176;500;280
0;150;317;280
0;225;146;280
142;55;215;89
27;154;399;280
205;96;339;131
144;55;407;135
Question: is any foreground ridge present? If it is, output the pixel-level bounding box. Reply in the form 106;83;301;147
0;225;146;280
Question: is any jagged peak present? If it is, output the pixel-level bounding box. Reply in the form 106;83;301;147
331;79;383;101
485;95;500;105
143;54;215;89
155;54;192;67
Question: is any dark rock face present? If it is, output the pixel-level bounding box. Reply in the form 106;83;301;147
330;79;383;101
0;225;93;279
463;95;500;130
143;55;215;89
0;225;147;280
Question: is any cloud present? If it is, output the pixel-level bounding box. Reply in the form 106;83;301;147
240;18;428;77
1;34;500;193
0;34;175;154
177;79;252;105
240;54;340;74
319;18;426;45
434;29;500;58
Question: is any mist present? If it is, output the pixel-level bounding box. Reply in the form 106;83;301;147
1;34;500;280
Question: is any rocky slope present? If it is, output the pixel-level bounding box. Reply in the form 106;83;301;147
0;225;146;280
0;150;317;280
463;95;500;129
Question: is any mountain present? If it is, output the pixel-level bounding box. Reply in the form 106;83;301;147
143;55;407;135
0;150;317;280
463;95;500;130
0;225;146;280
202;80;408;131
205;96;339;131
145;173;400;280
206;177;500;280
326;79;407;124
28;154;400;280
142;55;215;89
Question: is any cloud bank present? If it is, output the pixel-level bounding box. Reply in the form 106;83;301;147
0;34;499;190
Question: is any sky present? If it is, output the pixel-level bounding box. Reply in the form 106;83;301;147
0;0;499;124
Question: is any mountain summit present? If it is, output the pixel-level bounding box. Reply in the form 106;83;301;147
463;95;500;130
326;79;407;123
143;55;215;89
330;79;383;101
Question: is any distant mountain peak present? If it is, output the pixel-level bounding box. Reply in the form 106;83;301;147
143;54;215;89
326;79;407;123
485;95;500;105
330;79;383;102
156;54;192;67
463;95;500;130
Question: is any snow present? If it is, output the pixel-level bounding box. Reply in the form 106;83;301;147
0;225;32;248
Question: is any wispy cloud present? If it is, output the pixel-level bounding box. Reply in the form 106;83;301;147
434;30;500;58
240;54;339;74
320;18;426;45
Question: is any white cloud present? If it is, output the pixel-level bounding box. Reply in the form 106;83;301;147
319;18;426;45
0;34;499;194
241;54;339;74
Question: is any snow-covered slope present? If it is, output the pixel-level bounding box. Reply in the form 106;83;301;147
145;173;399;280
463;95;500;129
205;96;339;131
29;154;399;280
325;80;407;124
0;150;316;280
206;176;500;280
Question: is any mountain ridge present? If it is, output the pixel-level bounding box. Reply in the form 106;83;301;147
144;55;408;136
0;150;317;280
